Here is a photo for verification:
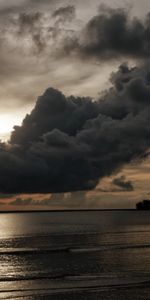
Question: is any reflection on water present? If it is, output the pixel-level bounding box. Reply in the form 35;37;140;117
0;211;150;299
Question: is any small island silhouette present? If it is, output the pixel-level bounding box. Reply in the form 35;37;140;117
136;200;150;210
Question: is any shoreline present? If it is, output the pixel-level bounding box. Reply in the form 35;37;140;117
0;209;139;213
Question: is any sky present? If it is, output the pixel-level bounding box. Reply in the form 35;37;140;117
1;0;150;209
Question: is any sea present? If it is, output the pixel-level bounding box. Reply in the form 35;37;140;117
0;210;150;299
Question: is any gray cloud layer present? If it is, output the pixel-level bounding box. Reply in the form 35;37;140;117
0;2;80;112
12;7;150;60
52;5;76;21
2;4;150;113
4;7;150;64
0;63;150;193
64;8;150;61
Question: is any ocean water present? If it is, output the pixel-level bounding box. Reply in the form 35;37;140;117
0;210;150;299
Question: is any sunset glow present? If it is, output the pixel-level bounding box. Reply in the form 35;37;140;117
0;113;24;141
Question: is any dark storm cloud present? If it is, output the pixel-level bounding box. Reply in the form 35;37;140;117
64;8;150;61
0;63;150;193
112;176;134;191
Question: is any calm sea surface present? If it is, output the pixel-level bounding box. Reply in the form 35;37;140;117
0;211;150;299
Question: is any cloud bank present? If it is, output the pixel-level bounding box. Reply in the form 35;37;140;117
0;4;150;196
0;63;150;193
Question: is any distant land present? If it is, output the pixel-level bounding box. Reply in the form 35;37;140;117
0;209;138;213
136;200;150;210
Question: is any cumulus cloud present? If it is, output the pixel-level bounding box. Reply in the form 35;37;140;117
0;63;149;193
